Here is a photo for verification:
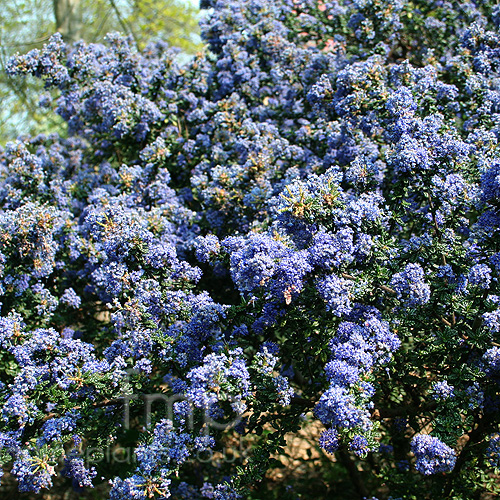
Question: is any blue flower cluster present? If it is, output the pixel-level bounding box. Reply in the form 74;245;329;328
486;434;500;468
431;381;455;401
185;349;251;417
410;435;457;475
316;310;400;453
390;263;431;308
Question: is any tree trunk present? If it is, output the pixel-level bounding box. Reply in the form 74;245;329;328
53;0;82;44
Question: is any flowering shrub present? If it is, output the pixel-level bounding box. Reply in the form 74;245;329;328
1;0;500;498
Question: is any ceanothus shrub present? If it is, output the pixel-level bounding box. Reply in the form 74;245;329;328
1;0;500;498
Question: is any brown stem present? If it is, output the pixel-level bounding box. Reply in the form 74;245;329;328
437;315;452;327
379;284;397;296
427;192;442;241
290;396;315;408
341;273;357;281
443;417;485;497
373;402;438;419
471;291;489;333
338;449;369;499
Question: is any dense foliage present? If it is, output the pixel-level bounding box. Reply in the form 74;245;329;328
1;0;500;498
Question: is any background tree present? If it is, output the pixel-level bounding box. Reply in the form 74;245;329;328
53;0;83;43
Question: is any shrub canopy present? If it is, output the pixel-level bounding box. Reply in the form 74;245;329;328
1;1;500;499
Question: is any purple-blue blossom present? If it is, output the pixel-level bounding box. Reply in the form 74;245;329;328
486;435;500;468
349;435;371;457
390;263;431;307
411;435;456;475
431;381;455;401
316;274;353;317
468;264;492;289
319;428;339;454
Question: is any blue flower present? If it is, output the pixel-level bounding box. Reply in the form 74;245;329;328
390;263;431;307
411;435;456;475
